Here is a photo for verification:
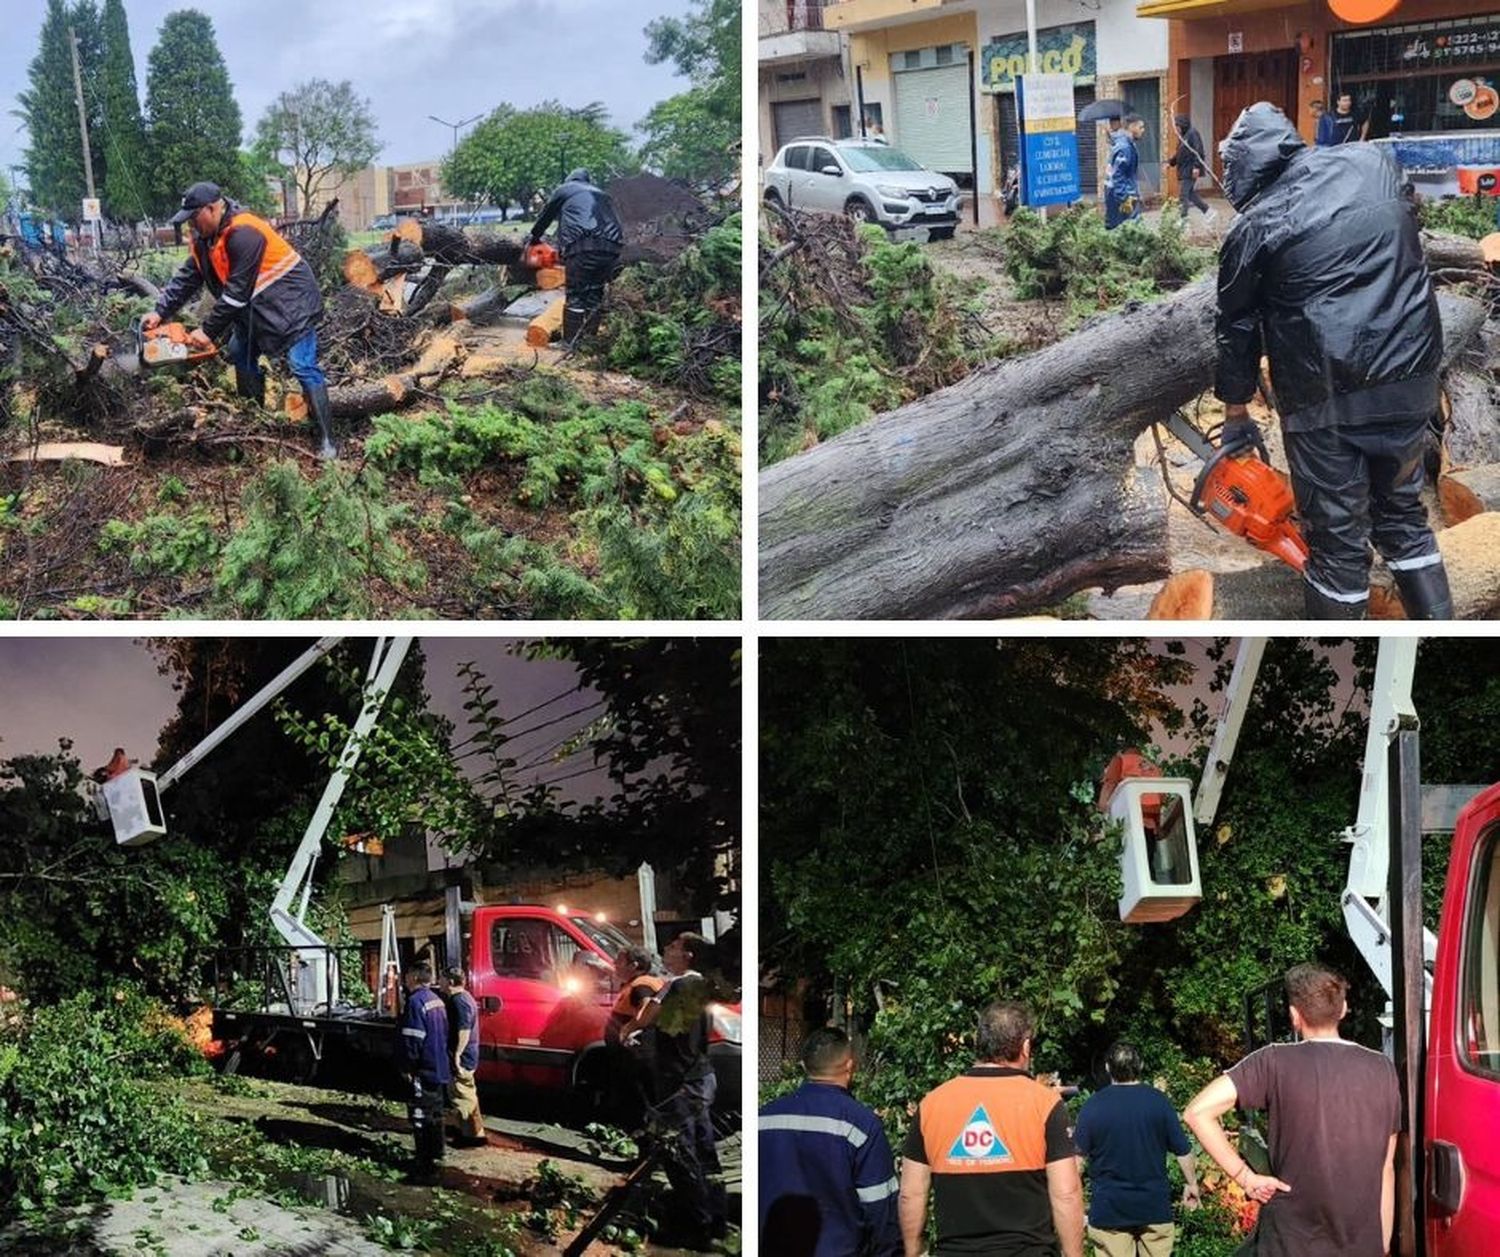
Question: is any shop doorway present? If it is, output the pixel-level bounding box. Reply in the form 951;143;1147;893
1212;49;1297;178
1122;78;1162;196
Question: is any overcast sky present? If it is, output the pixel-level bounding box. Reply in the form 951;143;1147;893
1;0;699;178
0;636;622;805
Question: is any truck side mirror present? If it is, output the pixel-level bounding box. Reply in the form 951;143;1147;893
1110;777;1202;923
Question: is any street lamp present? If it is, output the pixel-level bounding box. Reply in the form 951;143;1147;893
429;113;483;217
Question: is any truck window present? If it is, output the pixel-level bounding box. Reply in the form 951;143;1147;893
1461;828;1500;1080
491;920;583;984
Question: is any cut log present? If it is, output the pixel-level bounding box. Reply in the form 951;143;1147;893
1370;513;1500;619
389;219;523;267
1438;463;1500;525
1420;230;1490;279
449;286;507;324
1441;367;1500;467
526;297;566;347
392;218;424;248
329;374;408;419
535;266;566;291
343;248;380;290
1147;570;1215;619
378;274;408;315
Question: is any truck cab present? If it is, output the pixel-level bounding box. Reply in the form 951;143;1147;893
1425;782;1500;1254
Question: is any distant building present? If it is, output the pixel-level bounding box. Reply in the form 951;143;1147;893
759;0;852;166
292;160;464;230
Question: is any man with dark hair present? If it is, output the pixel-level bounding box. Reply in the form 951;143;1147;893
147;180;334;459
899;1000;1084;1257
440;966;484;1146
620;931;727;1245
759;1027;901;1255
528;168;625;343
607;945;663;1121
1106;115;1147;229
1073;1041;1199;1256
1316;92;1365;145
1184;962;1400;1256
1215;101;1450;619
400;961;452;1183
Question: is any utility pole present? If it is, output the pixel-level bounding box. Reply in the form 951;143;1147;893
68;26;98;253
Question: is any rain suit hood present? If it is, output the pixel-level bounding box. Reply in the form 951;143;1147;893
1219;101;1306;210
566;168;593;186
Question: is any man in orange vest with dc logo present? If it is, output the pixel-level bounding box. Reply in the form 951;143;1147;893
899;1001;1085;1257
145;181;334;459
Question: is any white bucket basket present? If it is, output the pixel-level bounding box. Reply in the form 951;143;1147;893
100;769;167;847
1111;777;1202;923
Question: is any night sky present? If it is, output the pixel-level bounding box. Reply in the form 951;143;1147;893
0;636;616;803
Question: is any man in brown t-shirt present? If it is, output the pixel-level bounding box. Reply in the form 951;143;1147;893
898;1001;1084;1257
1184;962;1401;1256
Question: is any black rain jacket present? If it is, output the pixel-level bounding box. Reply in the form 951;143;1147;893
155;199;324;355
1215;103;1441;432
532;170;624;261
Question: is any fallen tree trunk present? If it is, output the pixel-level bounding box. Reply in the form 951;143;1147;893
760;271;1489;619
389;219;524;267
448;286;508;324
1441;366;1500;466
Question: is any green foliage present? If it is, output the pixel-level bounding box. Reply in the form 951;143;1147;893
443;102;634;213
639;0;740;190
1419;193;1497;241
99;507;221;576
524;1159;598;1238
368;389;740;619
600;214;742;401
213;462;423;619
98;0;149;222
19;0;106;217
144;10;245;217
0;992;208;1218
1003;204;1210;315
760;218;973;464
255;79;381;215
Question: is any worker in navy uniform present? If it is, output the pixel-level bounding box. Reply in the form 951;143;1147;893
146;180;335;459
441;966;485;1146
527;168;624;344
400;961;452;1183
620;931;728;1246
760;1026;901;1256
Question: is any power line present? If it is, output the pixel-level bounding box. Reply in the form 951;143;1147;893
446;680;585;755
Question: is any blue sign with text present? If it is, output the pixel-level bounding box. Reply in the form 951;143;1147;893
1017;74;1081;208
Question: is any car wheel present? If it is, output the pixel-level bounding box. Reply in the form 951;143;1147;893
846;198;878;226
763;188;783;207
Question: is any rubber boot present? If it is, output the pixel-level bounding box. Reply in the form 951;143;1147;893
562;300;585;345
306;383;336;461
1303;580;1368;620
234;367;265;407
1393;561;1454;620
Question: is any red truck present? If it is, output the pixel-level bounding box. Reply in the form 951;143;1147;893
213;902;742;1118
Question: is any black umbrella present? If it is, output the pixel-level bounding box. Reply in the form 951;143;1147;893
1078;98;1127;123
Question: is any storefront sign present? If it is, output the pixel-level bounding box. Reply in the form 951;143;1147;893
981;22;1095;94
1390;16;1500;69
1016;73;1081;208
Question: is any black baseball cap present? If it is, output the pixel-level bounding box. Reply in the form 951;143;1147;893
169;181;222;225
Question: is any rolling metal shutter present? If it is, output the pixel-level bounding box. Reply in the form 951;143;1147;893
773;99;825;150
893;62;974;174
997;84;1097;198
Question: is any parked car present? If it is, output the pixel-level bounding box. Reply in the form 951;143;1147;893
763;137;961;239
369;214;397;231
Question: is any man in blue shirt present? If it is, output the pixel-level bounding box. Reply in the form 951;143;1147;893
1106;115;1147;230
401;961;452;1184
442;966;485;1146
1073;1041;1199;1256
1316;93;1366;146
760;1027;900;1256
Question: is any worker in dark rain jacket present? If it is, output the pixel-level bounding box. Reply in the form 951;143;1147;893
760;1027;901;1257
147;181;334;459
528;168;624;343
1105;115;1146;229
1214;102;1450;620
401;961;452;1183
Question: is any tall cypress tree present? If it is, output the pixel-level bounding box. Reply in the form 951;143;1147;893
98;0;148;222
18;0;105;216
144;10;243;215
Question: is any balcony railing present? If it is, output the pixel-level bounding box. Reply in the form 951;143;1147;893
762;0;828;35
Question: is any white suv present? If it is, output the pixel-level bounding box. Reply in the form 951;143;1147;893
763;138;961;240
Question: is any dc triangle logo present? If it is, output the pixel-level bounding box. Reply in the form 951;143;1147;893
947;1105;1011;1161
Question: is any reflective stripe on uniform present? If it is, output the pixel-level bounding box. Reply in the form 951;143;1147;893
222;294;248;308
1386;552;1442;571
856;1176;899;1203
402;1026;426;1038
1304;574;1370;603
253;248;301;295
760;1114;868;1147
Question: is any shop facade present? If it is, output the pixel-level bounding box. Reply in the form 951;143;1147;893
1141;0;1500;194
759;0;852;166
826;0;1169;218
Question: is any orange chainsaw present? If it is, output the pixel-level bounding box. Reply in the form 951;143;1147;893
122;320;219;373
522;241;559;270
1162;411;1310;572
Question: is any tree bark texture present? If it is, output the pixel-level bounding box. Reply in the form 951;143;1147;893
759;267;1489;620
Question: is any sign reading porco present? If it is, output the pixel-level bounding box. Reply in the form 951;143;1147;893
981;21;1096;94
1017;73;1081;209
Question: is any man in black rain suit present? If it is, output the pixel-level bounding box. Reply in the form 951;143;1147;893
528;168;624;343
1214;102;1452;619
